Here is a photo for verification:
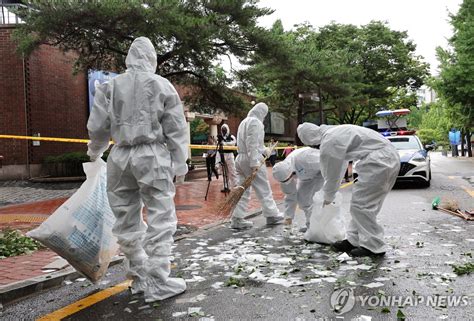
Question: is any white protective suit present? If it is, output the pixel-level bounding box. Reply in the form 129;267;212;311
232;103;282;220
297;123;400;254
219;124;238;188
272;147;324;228
87;37;188;301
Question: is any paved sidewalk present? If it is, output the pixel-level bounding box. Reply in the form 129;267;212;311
0;168;284;290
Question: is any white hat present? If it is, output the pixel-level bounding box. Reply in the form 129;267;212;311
272;161;293;182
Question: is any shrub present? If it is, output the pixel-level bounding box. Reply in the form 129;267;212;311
0;229;44;259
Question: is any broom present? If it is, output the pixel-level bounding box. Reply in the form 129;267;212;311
217;141;279;218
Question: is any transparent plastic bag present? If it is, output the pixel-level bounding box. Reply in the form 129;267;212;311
27;159;118;282
304;191;346;244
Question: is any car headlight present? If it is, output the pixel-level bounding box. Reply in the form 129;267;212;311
410;152;426;162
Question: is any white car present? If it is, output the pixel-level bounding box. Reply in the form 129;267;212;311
353;134;432;187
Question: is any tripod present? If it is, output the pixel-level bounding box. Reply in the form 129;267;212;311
218;142;230;194
204;137;230;201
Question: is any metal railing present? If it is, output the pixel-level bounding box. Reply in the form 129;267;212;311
0;3;26;25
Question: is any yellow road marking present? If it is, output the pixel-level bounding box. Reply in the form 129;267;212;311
462;186;474;198
37;281;131;321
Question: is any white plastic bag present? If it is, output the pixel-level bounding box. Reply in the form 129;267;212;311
27;159;119;282
304;191;345;244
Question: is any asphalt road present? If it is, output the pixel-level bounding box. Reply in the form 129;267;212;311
1;152;473;321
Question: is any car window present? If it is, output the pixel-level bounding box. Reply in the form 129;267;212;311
388;136;421;150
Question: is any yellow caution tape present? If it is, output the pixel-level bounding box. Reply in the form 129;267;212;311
0;135;299;151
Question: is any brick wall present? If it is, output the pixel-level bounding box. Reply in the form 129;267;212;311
0;26;28;165
0;26;88;166
27;44;88;164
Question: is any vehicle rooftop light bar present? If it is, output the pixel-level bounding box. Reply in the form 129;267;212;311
375;109;411;117
381;130;416;136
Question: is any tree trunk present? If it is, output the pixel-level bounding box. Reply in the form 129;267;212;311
460;129;466;156
466;129;472;157
295;98;304;146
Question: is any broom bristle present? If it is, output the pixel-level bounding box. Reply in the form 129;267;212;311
441;199;459;211
217;186;246;218
216;141;279;219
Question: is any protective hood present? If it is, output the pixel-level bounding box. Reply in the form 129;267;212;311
297;123;330;146
272;160;293;182
125;37;157;73
221;123;230;136
247;102;268;122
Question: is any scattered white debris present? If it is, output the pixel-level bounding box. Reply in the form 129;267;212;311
466;239;474;242
363;282;384;288
184;275;206;283
211;282;224;289
41;269;57;273
123;307;132;313
353;316;372;321
336;253;351;262
374;277;391;282
312;270;335;277
75;278;86;282
172;311;187;317
176;294;207;304
188;307;203;315
441;244;457;247
63;280;73;285
138;305;151;310
248;271;267;281
322;277;338;283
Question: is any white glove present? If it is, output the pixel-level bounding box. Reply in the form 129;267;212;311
175;175;185;186
264;147;272;157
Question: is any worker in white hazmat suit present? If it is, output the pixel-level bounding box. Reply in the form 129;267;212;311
272;147;324;232
87;37;187;301
297;123;400;257
231;102;284;229
218;123;238;191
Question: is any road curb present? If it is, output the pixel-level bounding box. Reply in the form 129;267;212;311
0;205;270;305
0;256;124;305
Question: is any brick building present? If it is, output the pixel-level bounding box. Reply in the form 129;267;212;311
0;25;89;179
0;23;297;180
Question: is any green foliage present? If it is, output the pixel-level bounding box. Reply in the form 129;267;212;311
451;262;474;276
225;276;245;287
0;229;43;258
431;0;473;156
241;20;428;125
190;118;209;140
44;151;90;164
415;102;451;146
13;0;272;115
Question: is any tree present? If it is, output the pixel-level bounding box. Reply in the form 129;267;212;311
13;0;272;114
241;21;428;125
432;0;473;156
